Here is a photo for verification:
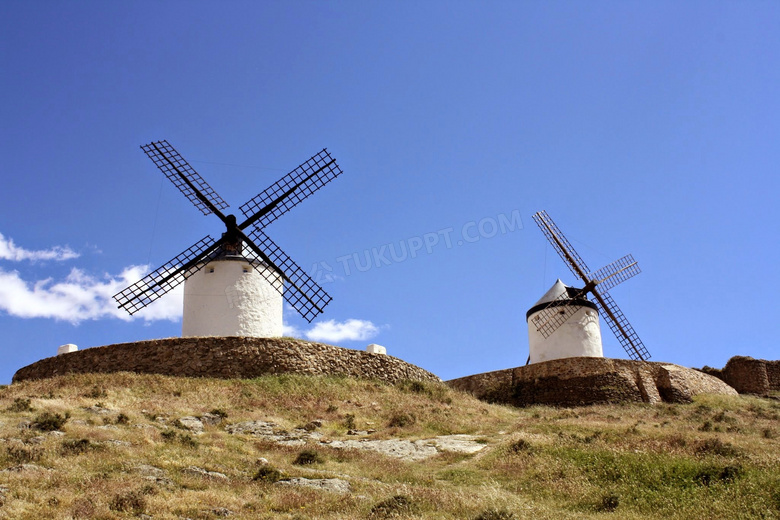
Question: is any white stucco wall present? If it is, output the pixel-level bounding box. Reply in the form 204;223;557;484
528;306;603;363
182;258;283;338
527;279;604;364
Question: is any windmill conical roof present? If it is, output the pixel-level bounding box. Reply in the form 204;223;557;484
533;279;569;306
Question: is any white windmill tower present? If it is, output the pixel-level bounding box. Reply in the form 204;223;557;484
114;141;343;338
528;210;650;363
526;279;603;363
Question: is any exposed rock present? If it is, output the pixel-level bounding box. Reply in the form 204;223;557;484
200;412;223;426
101;439;132;447
324;438;439;461
176;416;204;433
143;475;176;487
182;465;228;480
227;420;484;461
226;421;322;446
134;464;166;477
429;434;486;454
448;357;738;407
275;477;351;493
133;465;175;488
225;420;277;436
302;419;323;431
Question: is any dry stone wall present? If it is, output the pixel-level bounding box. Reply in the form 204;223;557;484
700;356;780;396
12;337;441;385
447;357;737;406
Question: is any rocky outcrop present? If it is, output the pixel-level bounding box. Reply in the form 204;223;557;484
447;357;738;406
12;337;440;385
700;356;780;396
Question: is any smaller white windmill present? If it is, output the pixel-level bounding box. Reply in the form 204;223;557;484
528;210;650;363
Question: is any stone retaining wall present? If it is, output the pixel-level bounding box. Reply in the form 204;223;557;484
447;357;737;406
700;356;780;396
12;337;441;385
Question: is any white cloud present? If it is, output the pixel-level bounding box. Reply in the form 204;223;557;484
0;233;79;262
301;319;380;343
0;266;182;324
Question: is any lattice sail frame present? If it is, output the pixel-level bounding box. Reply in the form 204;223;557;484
531;210;650;361
239;149;342;229
246;229;332;322
113;142;342;322
141;141;229;216
114;236;215;314
530;290;583;338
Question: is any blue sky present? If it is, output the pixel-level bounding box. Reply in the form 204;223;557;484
1;1;778;384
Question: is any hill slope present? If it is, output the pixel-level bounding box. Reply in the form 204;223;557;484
0;373;778;519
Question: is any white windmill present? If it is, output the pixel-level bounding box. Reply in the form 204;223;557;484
114;140;343;338
528;210;649;363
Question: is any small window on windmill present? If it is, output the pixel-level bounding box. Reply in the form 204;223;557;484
243;267;249;273
208;268;215;273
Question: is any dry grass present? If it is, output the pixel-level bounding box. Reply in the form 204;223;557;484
0;373;777;519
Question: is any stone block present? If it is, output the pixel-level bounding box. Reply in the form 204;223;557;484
57;344;78;356
366;344;387;355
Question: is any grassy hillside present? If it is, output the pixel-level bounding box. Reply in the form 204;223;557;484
0;373;778;519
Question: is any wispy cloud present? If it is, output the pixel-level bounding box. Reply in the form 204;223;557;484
294;319;380;343
0;266;182;324
0;233;79;262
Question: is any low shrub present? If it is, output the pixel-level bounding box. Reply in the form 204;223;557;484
694;438;741;457
253;465;283;483
6;444;42;464
109;490;146;514
293;449;323;465
32;411;69;432
388;412;416;428
695;464;743;486
61;439;95;455
507;439;532;454
597;493;620;512
370;495;414;518
7;397;33;412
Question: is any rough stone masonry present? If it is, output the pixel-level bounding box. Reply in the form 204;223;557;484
12;337;441;385
446;356;738;406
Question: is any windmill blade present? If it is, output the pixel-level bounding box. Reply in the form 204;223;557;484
531;295;582;338
239;149;342;230
589;289;650;361
589;254;641;293
141;140;229;216
113;236;217;314
532;210;591;281
243;228;332;322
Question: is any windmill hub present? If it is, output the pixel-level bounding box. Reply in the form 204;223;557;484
220;214;243;255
